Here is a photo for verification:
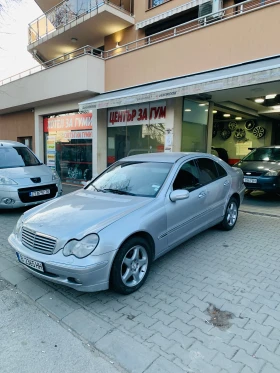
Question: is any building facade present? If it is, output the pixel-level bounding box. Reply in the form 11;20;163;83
1;0;280;184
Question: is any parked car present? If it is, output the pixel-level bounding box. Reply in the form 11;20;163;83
0;140;62;209
234;146;280;194
9;152;245;294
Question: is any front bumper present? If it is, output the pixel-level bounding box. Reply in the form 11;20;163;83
244;176;280;192
8;233;116;292
0;181;63;209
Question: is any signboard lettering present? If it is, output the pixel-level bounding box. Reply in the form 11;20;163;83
108;101;166;127
44;113;92;132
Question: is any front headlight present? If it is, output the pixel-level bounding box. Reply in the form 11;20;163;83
52;170;60;180
13;215;24;239
63;234;99;258
264;170;280;176
0;176;17;185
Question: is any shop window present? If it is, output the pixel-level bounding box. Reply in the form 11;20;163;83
181;98;208;153
211;109;273;165
107;101;166;166
196;158;219;185
44;112;93;185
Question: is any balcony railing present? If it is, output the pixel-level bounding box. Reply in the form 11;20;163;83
0;46;103;86
1;0;279;87
28;0;134;44
103;0;279;58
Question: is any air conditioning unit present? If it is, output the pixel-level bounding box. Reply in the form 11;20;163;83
198;0;223;21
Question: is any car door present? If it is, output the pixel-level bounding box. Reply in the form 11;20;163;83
165;159;210;250
196;157;231;223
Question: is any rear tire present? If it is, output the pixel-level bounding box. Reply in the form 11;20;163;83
220;197;238;231
110;237;152;295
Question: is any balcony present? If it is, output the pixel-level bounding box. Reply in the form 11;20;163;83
28;0;134;61
0;52;104;113
103;0;280;90
1;0;279;99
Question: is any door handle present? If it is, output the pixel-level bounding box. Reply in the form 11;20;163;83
198;191;207;198
224;180;230;186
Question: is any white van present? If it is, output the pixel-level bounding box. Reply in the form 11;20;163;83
0;140;62;209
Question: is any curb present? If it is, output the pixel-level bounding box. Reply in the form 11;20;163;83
240;210;280;219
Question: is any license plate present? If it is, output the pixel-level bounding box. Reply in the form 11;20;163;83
16;252;44;273
29;189;50;197
244;178;257;183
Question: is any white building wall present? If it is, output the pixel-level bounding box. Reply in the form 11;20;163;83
0;56;104;113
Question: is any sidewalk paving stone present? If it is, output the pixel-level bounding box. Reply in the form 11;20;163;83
2;207;280;372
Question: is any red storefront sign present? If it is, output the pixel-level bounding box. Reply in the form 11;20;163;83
108;101;166;127
44;113;92;132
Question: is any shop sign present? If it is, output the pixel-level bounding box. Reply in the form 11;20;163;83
63;130;92;140
44;113;92;132
108;101;166;127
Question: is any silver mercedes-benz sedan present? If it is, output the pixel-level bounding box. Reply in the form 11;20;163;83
9;152;245;294
0;140;62;208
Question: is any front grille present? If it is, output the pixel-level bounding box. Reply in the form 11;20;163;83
243;171;263;177
18;184;58;203
30;177;41;183
21;227;57;255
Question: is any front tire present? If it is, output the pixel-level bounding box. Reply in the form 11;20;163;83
220;197;239;231
110;237;152;295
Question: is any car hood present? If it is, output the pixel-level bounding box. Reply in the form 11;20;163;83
0;165;51;179
22;190;152;240
236;161;280;172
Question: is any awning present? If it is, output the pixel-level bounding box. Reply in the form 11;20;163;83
135;0;210;30
79;56;280;111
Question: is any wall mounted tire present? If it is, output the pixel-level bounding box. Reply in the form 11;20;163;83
110;237;152;295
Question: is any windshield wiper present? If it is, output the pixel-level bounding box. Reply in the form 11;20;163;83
91;185;103;192
102;188;135;196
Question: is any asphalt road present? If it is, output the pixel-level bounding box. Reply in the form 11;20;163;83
0;278;124;373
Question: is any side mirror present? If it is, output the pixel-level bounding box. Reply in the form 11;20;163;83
170;189;190;202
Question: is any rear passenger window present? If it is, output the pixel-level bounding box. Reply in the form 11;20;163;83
215;162;228;178
196;158;219;185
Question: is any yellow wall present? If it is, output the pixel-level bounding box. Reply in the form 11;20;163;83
0;111;35;150
105;4;280;91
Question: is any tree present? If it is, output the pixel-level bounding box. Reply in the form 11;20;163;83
0;0;22;16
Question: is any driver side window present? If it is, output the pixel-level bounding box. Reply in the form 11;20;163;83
173;160;200;191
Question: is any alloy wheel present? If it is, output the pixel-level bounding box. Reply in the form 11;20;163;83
226;201;237;226
121;245;148;287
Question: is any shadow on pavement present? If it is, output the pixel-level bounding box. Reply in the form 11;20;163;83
241;190;280;216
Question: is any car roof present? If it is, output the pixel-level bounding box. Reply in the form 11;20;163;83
0;140;26;147
120;152;214;164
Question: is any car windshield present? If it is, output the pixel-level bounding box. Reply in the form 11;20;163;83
243;148;280;162
87;161;173;198
0;147;41;169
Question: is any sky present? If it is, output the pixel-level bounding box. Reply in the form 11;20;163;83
0;0;41;81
